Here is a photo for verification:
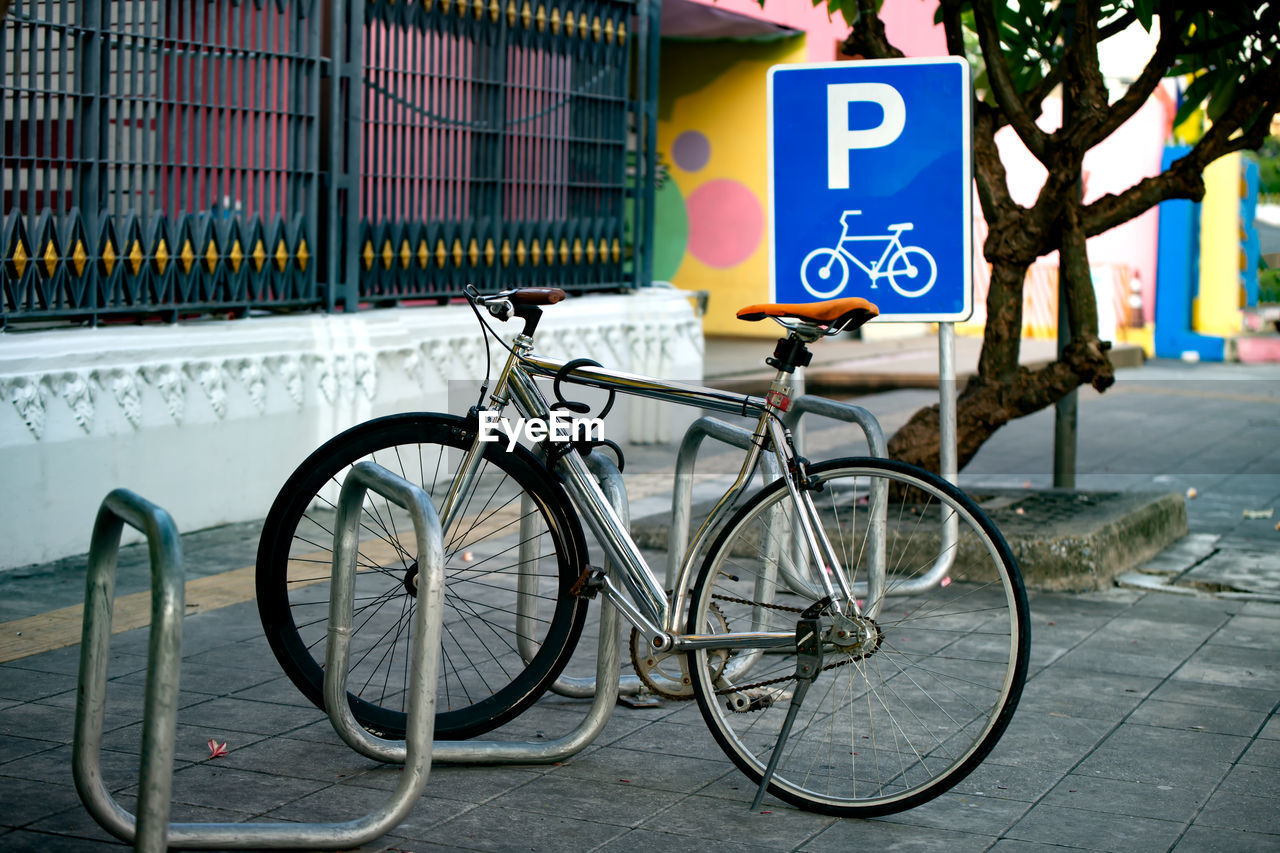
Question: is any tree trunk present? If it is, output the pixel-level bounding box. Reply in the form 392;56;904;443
886;259;1115;475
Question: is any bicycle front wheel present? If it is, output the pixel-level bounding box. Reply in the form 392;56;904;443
687;458;1028;817
256;413;589;740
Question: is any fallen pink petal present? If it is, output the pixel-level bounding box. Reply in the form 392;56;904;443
207;739;229;758
941;577;952;587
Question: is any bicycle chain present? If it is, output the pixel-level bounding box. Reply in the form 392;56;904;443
707;594;883;697
711;592;806;614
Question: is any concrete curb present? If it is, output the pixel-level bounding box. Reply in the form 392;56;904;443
630;488;1187;593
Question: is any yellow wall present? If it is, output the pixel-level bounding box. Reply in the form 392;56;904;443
657;37;809;337
1194;152;1242;336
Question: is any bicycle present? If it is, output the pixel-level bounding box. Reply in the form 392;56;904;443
255;287;1029;817
800;210;938;300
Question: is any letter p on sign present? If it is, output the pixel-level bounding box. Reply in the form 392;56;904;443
826;82;905;190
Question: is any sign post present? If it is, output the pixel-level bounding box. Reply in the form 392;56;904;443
767;58;972;483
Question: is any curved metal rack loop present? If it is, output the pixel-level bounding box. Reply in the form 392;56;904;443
73;469;447;851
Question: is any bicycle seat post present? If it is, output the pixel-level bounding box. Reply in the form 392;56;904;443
761;325;819;416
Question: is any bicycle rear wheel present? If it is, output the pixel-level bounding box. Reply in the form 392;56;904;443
687;458;1029;816
256;413;589;739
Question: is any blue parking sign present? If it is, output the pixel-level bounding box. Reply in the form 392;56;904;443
768;58;972;321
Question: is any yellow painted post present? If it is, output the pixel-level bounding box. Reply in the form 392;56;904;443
1194;152;1242;336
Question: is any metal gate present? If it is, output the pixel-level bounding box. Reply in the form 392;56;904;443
0;0;656;326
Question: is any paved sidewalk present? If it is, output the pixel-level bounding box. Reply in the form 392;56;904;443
1;343;1278;851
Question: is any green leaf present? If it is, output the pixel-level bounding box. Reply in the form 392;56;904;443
1206;73;1240;123
1173;73;1216;129
1133;0;1154;31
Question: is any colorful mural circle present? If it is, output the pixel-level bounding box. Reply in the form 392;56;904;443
672;130;711;173
653;178;689;281
686;179;763;269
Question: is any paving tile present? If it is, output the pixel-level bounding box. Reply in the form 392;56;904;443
0;731;61;765
487;774;683;827
636;792;835;849
982;713;1115;774
950;761;1064;803
549;744;736;794
1240;737;1280;769
1146;679;1279;712
2;646;148;678
1017;668;1160;721
208;732;379;782
877;790;1029;835
124;763;330;816
1258;715;1280;741
1051;645;1185;679
259;779;467;829
407;802;628;851
26;796;251;845
803;818;995;852
1126;698;1270;737
168;695;325;737
1193;790;1280;834
229;674;339;708
0;666;81;702
1006;803;1184;852
103;721;269;764
0;829;124;852
599;827;779;853
986;841;1094;853
1123;596;1234;628
1074;724;1247;789
112;659;281;697
1172;642;1279;690
0;742;192;791
607;718;728;762
1216;762;1280;798
1040;773;1207;821
0;776;87;828
1210;615;1280;651
1173;825;1280;852
344;762;547;803
0;701;132;744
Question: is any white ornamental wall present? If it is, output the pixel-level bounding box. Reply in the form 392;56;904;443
0;289;704;571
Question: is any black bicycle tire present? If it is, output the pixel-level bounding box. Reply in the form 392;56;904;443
256;412;589;740
687;456;1030;817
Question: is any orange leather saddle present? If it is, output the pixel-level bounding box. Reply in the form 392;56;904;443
736;297;879;331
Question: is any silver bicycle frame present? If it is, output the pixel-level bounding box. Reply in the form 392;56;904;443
438;345;865;653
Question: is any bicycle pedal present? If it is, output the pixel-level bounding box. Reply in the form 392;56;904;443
569;566;607;598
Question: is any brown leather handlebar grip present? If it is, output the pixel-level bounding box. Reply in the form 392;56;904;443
509;288;567;306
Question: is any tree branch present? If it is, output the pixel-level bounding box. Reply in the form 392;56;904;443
937;0;967;57
1083;60;1280;237
1083;15;1178;148
1062;0;1109;124
971;0;1048;162
973;103;1020;228
838;0;904;59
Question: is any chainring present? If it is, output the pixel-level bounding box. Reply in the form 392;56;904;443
629;602;729;700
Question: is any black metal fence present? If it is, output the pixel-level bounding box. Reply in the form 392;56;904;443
1;0;653;327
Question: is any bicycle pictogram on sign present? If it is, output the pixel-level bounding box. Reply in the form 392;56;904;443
799;210;938;299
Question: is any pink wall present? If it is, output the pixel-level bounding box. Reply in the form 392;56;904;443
691;0;945;62
994;93;1175;325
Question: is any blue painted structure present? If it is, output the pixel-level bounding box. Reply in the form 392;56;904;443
1154;145;1225;360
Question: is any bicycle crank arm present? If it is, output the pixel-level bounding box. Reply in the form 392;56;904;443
750;617;823;811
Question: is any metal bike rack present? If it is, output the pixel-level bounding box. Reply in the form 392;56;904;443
783;391;957;600
338;449;627;765
663;391;960;618
665;416;782;591
73;465;447;851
